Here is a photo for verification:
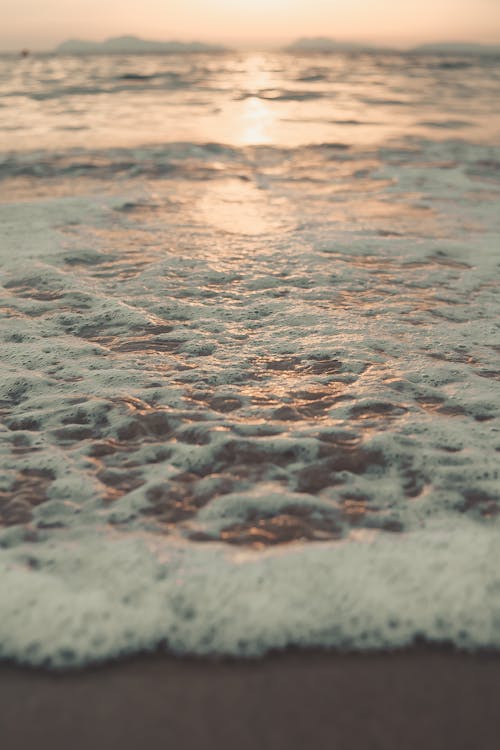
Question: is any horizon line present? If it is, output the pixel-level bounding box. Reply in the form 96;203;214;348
2;34;500;55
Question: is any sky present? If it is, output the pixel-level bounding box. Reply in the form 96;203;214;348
1;0;500;51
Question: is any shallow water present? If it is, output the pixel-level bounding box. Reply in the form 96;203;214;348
0;51;500;666
1;50;500;150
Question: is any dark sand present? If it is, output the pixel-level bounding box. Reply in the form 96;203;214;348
1;648;499;750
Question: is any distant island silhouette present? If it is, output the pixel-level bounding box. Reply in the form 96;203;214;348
285;37;500;56
54;35;227;55
23;35;498;57
411;41;500;55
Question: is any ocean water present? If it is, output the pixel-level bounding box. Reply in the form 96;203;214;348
0;51;500;667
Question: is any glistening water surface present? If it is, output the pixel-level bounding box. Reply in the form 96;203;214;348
0;51;499;666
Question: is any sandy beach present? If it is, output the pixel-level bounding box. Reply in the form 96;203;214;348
1;647;500;750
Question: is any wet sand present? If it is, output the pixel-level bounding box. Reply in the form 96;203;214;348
1;647;499;750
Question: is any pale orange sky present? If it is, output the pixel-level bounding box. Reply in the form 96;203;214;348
1;0;500;51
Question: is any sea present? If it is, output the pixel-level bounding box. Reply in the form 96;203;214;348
0;49;499;667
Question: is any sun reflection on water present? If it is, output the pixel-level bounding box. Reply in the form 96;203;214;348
240;96;274;145
2;51;499;151
225;54;278;146
199;178;287;235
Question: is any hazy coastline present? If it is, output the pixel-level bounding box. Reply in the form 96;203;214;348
1;34;500;57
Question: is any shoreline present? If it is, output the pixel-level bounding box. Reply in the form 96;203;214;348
1;647;499;750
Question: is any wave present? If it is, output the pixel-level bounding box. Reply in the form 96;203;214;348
1;54;499;668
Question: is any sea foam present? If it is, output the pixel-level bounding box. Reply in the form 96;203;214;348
0;50;499;666
1;519;499;667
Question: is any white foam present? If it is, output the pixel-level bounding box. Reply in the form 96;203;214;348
1;518;499;667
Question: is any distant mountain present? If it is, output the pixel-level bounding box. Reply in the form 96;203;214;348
411;42;500;56
284;37;382;53
55;35;227;55
285;37;500;57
